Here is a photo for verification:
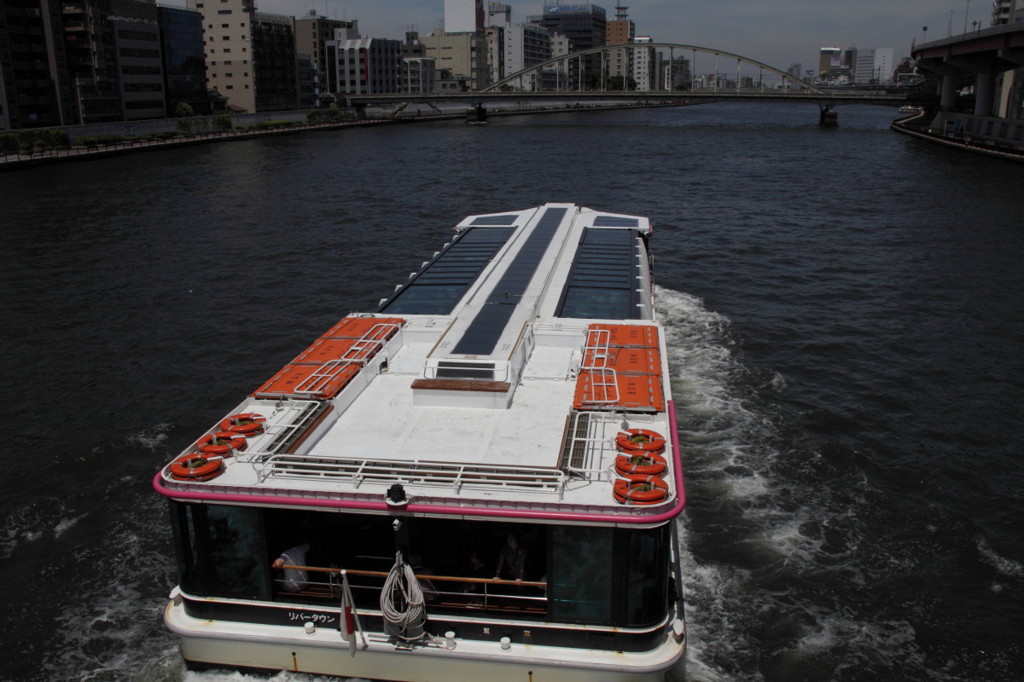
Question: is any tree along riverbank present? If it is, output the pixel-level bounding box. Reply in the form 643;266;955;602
0;101;685;172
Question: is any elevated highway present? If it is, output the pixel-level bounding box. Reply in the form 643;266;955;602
912;22;1024;114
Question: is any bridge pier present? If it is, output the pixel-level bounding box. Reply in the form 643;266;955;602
940;74;958;111
974;64;996;117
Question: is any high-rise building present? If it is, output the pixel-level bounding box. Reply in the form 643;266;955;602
0;0;68;128
529;3;607;88
295;11;358;106
327;36;404;96
486;2;511;27
606;4;634;45
483;3;551;88
854;47;893;84
818;47;840;78
158;4;209;116
111;0;165;121
252;13;297;111
631;36;658;91
606;4;634;86
187;0;256;112
445;0;484;33
421;29;489;90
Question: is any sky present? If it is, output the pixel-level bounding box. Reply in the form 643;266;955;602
173;1;990;73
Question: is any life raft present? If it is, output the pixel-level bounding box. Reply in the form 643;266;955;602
615;428;666;454
614;451;667;478
219;412;266;436
613;475;669;506
197;431;247;456
168;453;224;481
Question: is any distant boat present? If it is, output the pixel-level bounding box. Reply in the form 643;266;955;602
819;105;838;127
467;103;488;125
898;105;923;115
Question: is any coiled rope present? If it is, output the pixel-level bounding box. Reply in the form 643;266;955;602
380;552;426;641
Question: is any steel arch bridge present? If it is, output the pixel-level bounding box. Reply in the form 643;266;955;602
483;42;824;96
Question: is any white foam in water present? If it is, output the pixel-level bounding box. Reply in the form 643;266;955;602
126;423;172;451
656;285;933;679
54;514;83;538
977;536;1024;580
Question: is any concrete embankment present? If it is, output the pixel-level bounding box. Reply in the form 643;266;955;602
890;111;1024;163
0;102;685;172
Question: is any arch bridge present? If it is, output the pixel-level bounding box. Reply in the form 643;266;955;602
485;42;825;96
346;43;910;108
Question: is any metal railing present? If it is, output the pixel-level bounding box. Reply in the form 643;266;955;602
277;563;548;615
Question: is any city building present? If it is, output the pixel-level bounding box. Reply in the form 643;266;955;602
605;3;634;88
62;0;126;124
157;4;209;116
854;47;893;84
486;2;511;27
421;29;489;90
818;46;840;79
111;1;165;121
529;3;606;88
484;25;505;84
327;36;404;96
187;0;256;112
0;0;68;128
631;36;658;91
484;4;551;89
252;12;296;111
663;55;690;91
295;10;359;106
296;51;315;108
445;0;484;34
403;57;436;94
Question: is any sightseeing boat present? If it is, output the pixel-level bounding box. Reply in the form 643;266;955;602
155;203;687;681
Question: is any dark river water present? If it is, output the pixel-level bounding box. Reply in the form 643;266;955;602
1;102;1021;681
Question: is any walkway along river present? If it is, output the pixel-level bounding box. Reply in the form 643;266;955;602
0;102;1021;681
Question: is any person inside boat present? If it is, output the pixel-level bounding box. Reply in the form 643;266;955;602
272;542;310;593
494;533;527;582
462;549;488;593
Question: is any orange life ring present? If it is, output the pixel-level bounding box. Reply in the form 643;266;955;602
616;428;666;454
168;453;224;481
613;476;669;506
197;431;247;456
614;451;667;478
219;412;266;436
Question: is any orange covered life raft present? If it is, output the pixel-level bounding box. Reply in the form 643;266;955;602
252;316;404;400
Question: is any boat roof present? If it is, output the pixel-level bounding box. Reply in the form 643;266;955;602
155;204;684;525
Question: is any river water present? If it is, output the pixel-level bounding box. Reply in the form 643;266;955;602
1;102;1020;682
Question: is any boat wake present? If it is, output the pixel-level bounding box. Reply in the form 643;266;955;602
655;285;944;681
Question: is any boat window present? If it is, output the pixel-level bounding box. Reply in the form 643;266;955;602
624;525;670;626
169;502;204;595
548;525;613;623
172;504;672;628
205;505;269;600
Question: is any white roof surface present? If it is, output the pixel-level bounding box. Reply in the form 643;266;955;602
158;205;680;522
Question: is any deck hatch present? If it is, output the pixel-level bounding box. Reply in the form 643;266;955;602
470;214;519;226
452;206;568;355
556;228;642;320
378;227;514;315
592;216;640;227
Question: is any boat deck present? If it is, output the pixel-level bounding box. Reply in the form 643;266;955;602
156;204;682;521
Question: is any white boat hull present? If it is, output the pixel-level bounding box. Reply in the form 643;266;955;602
167;601;684;681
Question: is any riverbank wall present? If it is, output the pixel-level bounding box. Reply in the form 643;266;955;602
0;101;687;172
